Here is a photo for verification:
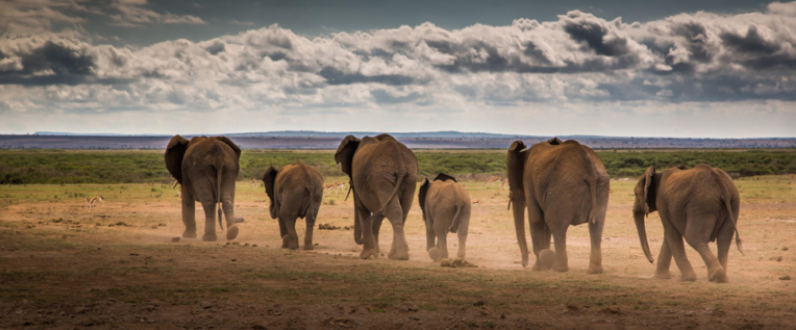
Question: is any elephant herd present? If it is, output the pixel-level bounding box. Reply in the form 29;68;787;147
165;134;743;283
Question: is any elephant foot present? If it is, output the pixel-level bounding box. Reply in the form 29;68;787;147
202;234;217;242
182;230;197;239
553;261;569;273
360;248;379;260
679;274;697;282
281;235;290;249
303;244;314;251
428;247;444;262
539;249;556;271
226;225;239;241
708;268;728;283
530;261;542;271
653;271;672;280
587;264;604;275
388;248;410;260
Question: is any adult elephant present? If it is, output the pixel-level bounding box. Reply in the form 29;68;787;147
335;134;418;260
262;162;324;250
165;135;243;241
419;173;471;262
506;137;609;273
633;164;742;283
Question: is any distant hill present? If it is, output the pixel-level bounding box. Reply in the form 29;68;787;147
0;131;792;149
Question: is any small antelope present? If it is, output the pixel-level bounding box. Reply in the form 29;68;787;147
472;199;483;205
484;176;501;186
790;174;795;185
324;183;334;191
252;178;257;189
334;182;345;193
500;178;509;190
86;196;105;209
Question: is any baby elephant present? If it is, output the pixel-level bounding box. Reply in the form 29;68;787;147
262;162;324;250
633;164;742;283
419;173;471;261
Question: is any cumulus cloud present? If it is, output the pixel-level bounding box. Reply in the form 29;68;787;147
1;1;795;118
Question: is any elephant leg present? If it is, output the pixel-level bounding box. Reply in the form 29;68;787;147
456;211;470;260
654;238;673;279
281;215;299;250
221;199;239;240
360;212;381;259
278;217;289;248
551;228;569;273
384;200;409;260
685;214;726;283
662;220;697;281
303;211;317;251
587;218;604;274
528;204;549;271
436;232;449;260
200;201;218;242
425;216;436;253
181;188;197;238
716;220;734;274
372;216;383;253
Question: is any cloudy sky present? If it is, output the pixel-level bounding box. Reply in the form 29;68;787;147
0;0;795;137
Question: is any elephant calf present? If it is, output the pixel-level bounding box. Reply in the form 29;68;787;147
419;174;471;261
262;162;324;250
633;164;743;283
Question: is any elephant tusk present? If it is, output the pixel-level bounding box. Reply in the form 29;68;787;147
344;185;353;202
171;180;179;189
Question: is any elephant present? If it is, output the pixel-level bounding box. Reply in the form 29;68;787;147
506;137;609;273
633;164;743;283
165;135;243;241
419;173;471;261
334;134;418;260
262;162;324;250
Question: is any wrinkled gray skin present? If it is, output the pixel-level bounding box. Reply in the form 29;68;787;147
262;162;324;250
506;138;609;273
335;134;418;260
165;135;243;241
633;164;742;283
419;174;471;262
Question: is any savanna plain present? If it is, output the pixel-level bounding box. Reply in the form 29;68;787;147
1;149;795;329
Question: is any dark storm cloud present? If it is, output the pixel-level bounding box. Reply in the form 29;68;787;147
563;20;629;56
0;41;100;85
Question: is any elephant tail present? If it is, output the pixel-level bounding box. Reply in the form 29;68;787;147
376;172;406;214
216;162;224;231
724;197;743;255
712;169;743;255
448;203;464;233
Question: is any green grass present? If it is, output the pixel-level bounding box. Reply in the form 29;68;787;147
1;149;794;184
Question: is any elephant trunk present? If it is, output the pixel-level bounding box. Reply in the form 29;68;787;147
634;212;654;263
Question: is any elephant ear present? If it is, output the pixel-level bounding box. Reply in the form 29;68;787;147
676;164;688;170
262;166;278;219
334;135;360;178
546;137;563;145
418;178;430;222
642;166;656;216
506;140;527;202
214;136;242;159
165;135;190;184
433;173;457;182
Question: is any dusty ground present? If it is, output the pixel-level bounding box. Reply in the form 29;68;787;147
1;175;795;329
